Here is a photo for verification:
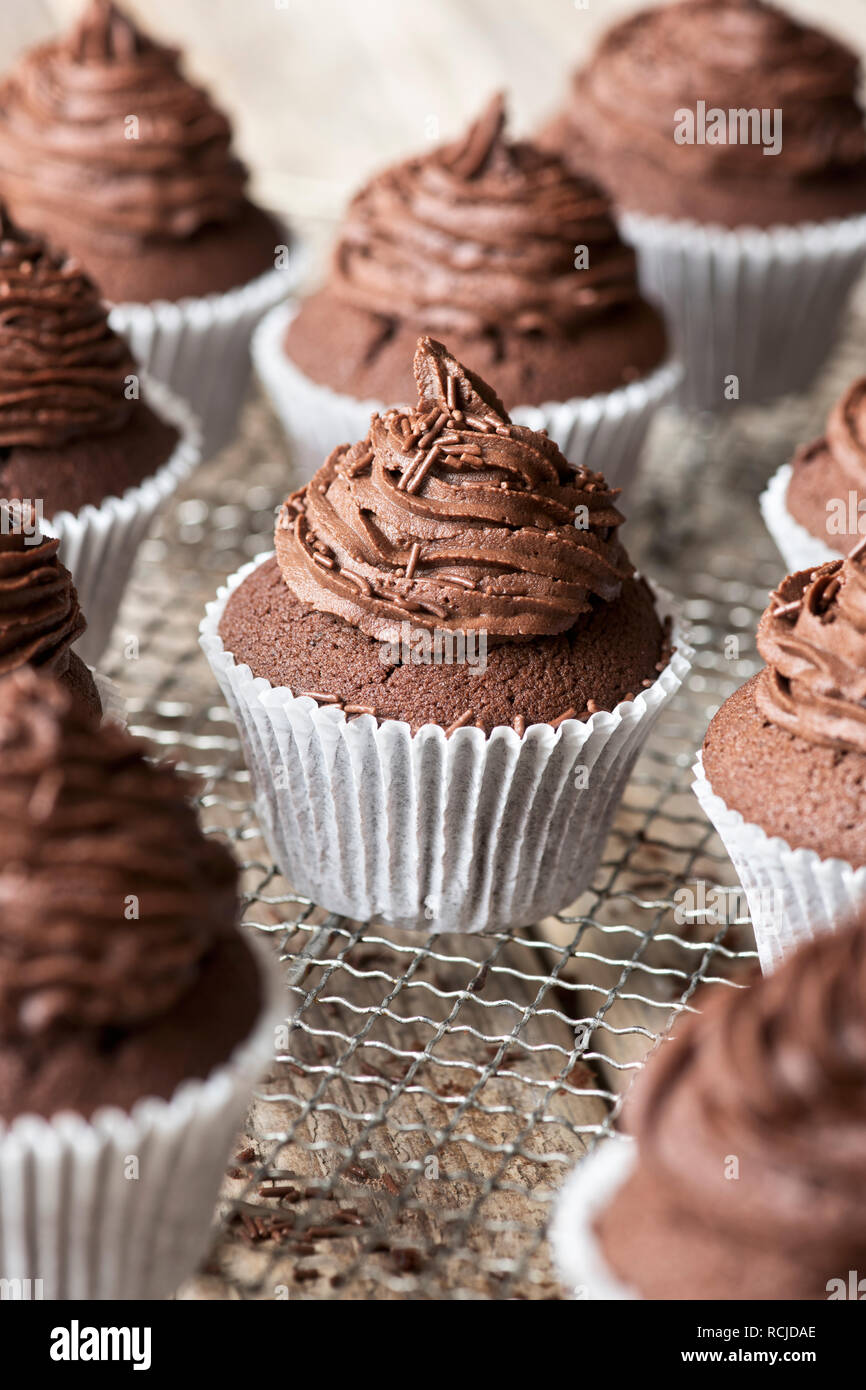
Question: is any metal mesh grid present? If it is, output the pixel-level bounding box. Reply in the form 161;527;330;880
98;308;864;1300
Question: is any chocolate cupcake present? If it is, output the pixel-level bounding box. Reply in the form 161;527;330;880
694;546;866;970
0;207;198;662
552;918;866;1301
0;511;100;718
254;95;677;486
761;376;866;574
202;338;690;932
540;0;866;408
0;1;298;454
0;666;280;1300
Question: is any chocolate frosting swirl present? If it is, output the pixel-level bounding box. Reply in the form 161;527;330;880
622;919;866;1274
0;206;136;445
0;666;240;1041
0;518;86;675
331;93;639;338
565;0;866;185
814;376;866;490
755;545;866;754
275;338;631;643
0;0;249;247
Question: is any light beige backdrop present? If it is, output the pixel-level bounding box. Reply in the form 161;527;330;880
4;0;866;226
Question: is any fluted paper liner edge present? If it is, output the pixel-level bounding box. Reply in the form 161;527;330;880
620;210;866;411
550;1139;640;1301
200;553;692;933
252;300;680;487
41;377;202;666
110;235;305;458
760;462;843;576
0;936;287;1300
693;751;866;973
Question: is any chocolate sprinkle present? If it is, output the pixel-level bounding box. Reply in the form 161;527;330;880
405;542;422;580
445;708;475;735
297;691;341;705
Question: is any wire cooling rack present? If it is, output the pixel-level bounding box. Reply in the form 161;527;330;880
100;302;864;1301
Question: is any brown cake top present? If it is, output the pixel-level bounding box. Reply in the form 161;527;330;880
330;93;640;340
275;337;632;643
0;0;250;249
0;510;86;675
0;666;240;1042
0;206;136;446
755;541;866;754
615;917;866;1278
567;0;866;186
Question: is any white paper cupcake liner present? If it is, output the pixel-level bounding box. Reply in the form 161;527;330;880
110;237;304;459
550;1139;639;1301
760;462;843;575
0;936;286;1301
41;379;201;667
620;210;866;412
693;751;866;973
252;301;681;488
200;555;692;933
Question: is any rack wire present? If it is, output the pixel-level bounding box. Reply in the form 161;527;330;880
101;307;864;1300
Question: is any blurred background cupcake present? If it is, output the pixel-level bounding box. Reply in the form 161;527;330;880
0;207;199;663
0;506;102;718
694;547;866;971
0;0;301;457
762;375;866;573
254;94;679;487
203;337;690;932
0;666;282;1301
540;0;866;411
552;917;866;1300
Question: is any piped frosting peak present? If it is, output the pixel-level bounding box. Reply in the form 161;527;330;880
756;540;866;753
331;94;639;339
275;337;631;643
